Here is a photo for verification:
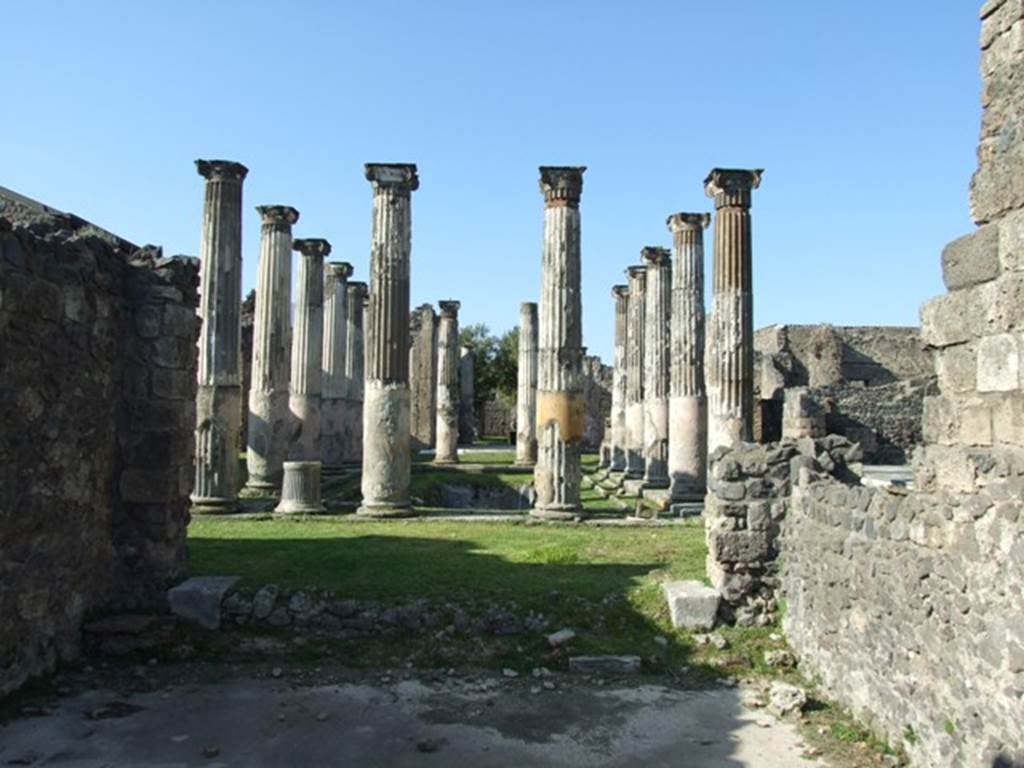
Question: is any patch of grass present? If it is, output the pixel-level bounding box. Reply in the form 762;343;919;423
189;518;704;610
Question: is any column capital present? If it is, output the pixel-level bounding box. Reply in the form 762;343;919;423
326;261;353;280
704;168;763;209
641;246;671;267
365;163;419;193
666;212;711;232
256;205;300;227
539;166;586;207
195;159;249;182
625;264;647;282
347;280;369;301
438;299;461;318
611;284;629;300
293;238;332;258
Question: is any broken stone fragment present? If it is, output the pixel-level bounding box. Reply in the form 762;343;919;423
768;681;807;716
167;576;238;630
546;628;576;647
663;580;721;630
568;655;642;675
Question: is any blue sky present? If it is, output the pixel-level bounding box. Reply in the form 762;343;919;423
3;1;980;361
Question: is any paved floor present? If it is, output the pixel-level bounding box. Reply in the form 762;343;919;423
0;675;826;767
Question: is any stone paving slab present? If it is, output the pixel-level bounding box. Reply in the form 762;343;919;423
0;676;828;768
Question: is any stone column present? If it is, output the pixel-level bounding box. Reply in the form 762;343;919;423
532;166;586;519
705;168;763;451
624;265;647;479
274;461;325;514
667;212;710;502
641;246;671;488
409;304;438;452
340;281;368;463
358;163;418;517
192;159;248;513
245;205;299;491
433;300;461;464
515;301;539;466
321;261;354;468
288;238;331;461
458;346;476;444
609;285;629;473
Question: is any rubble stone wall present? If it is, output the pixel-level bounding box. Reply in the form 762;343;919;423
0;190;197;696
784;465;1024;767
582;355;612;452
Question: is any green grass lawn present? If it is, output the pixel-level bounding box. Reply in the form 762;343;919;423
189;518;704;604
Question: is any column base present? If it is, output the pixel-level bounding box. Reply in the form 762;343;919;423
357;503;416;518
432;458;459;466
530;505;585;521
514;459;537;468
274;502;327;515
243;478;280;492
642;478;671;491
190;496;240;515
669;502;704;518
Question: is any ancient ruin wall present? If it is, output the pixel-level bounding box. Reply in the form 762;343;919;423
0;191;197;696
581;355;612;452
784;466;1024;767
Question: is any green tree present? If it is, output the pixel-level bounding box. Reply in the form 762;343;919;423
459;323;519;410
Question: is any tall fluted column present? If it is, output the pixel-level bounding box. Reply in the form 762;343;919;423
458;347;476;444
532;166;586;520
667;212;710;502
288;238;331;461
409;304;438;452
340;281;368;463
434;300;461;464
321;261;354;468
245;205;299;490
624;265;647;480
641;246;671;488
515;301;539;466
704;168;763;451
192;159;248;513
358;163;418;517
609;285;629;473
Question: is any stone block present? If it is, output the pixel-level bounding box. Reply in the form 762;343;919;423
922;395;958;445
135;305;161;338
941;224;1000;290
960;400;994;446
976;333;1020;391
935;343;976;394
998;207;1024;272
568;655;641;675
120;468;178;503
920;286;989;348
710;530;772;564
992;393;1024;445
663;580;720;630
167;576;238;630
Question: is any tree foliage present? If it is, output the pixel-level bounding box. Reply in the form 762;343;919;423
459;323;519;408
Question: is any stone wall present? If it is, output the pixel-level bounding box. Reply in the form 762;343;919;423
784;463;1024;767
409;304;437;451
480;399;514;438
0;188;197;696
756;324;932;395
706;437;1024;765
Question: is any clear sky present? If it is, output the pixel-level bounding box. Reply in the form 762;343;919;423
2;1;980;361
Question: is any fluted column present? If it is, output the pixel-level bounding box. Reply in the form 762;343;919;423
358;163;418;517
192;159;248;513
609;285;629;473
409;304;439;452
458;347;476;444
641;246;671;488
340;281;368;463
624;265;647;479
245;205;299;490
321;261;354;468
434;300;461;464
704;168;763;451
515;301;539;466
532;166;586;519
667;212;710;502
288;238;330;461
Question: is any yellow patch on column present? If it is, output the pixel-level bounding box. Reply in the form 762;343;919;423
536;390;585;442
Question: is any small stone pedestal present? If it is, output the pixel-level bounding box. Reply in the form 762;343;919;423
275;461;325;515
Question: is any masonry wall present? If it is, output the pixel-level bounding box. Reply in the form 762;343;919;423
783;468;1024;767
0;191;197;696
582;355;612;452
